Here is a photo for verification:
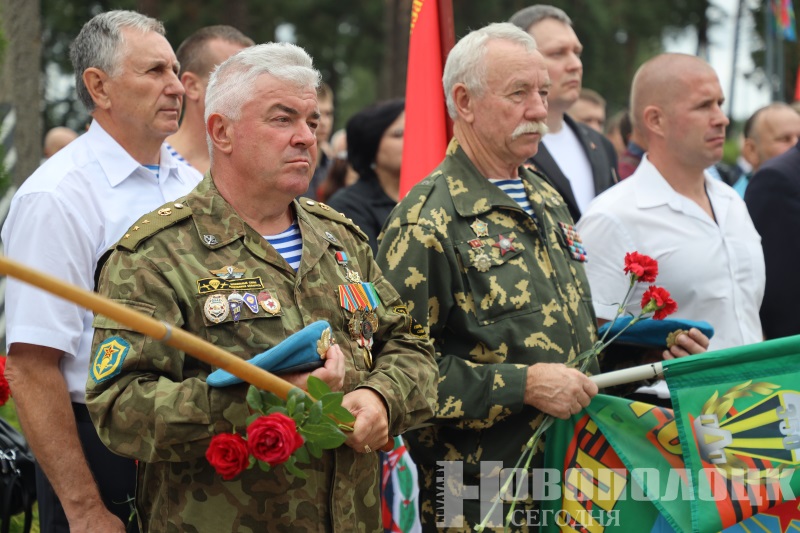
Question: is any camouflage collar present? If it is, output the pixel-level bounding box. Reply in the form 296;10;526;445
190;176;250;249
444;139;536;218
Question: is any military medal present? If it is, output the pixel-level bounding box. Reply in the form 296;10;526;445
473;252;492;272
227;293;244;323
492;234;516;256
243;292;259;314
258;290;281;315
470;218;490;237
335;251;362;283
468;239;484;249
204;294;229;323
558;222;588;262
339;281;381;370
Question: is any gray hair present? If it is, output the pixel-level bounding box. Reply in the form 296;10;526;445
508;5;573;33
443;23;538;119
69;10;165;112
205;42;321;154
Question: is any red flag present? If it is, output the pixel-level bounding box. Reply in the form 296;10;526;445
795;65;800;102
399;0;453;198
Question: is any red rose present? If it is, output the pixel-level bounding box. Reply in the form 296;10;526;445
0;357;9;406
247;413;304;466
624;252;658;283
206;433;249;480
641;285;678;320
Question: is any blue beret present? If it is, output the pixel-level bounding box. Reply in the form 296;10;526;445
597;316;714;349
206;321;331;387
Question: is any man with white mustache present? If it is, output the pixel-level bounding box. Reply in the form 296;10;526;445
510;5;618;222
377;22;602;530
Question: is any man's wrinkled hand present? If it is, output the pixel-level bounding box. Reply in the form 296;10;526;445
524;362;598;419
342;388;389;454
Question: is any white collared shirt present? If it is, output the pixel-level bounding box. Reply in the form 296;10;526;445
542;123;595;214
577;154;765;352
2;120;202;403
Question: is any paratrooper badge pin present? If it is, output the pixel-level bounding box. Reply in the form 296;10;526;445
210;265;246;280
227;293;244;323
204;293;230;323
243;293;259;314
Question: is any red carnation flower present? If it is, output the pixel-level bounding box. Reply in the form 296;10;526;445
0;357;10;406
206;433;249;480
624;252;659;283
247;413;304;466
641;285;678;320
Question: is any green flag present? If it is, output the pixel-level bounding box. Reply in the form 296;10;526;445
663;335;800;532
543;395;690;532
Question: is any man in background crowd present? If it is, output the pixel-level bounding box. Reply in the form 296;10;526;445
510;5;618;222
165;25;254;173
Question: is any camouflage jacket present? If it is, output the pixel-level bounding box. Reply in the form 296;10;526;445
86;176;438;533
377;140;600;523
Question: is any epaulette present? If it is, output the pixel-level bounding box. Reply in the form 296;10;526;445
402;171;440;224
298;198;368;242
117;198;193;252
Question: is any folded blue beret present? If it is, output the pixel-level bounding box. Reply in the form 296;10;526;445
597;316;714;349
206;320;331;387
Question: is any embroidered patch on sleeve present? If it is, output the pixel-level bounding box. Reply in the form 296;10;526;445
91;336;131;383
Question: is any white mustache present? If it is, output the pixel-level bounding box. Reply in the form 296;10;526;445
511;121;549;139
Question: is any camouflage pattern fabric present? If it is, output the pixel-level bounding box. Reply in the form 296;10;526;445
376;140;601;531
86;175;438;533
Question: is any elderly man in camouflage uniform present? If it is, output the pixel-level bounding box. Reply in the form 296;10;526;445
377;23;600;530
87;42;438;532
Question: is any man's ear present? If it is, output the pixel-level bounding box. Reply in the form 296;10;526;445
642;105;664;138
208;113;233;155
181;72;204;102
453;83;474;123
83;67;112;110
741;137;759;168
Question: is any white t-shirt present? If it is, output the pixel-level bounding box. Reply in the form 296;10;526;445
542;124;595;214
2;120;202;403
577;154;765;351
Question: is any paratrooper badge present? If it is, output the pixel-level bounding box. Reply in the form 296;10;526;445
204;293;230;323
91;336;130;383
210;265;246;280
243;292;259;314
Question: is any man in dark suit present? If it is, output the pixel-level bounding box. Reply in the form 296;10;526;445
510;5;618;222
745;141;800;339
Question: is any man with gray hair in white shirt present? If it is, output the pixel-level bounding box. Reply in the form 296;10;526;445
2;10;201;532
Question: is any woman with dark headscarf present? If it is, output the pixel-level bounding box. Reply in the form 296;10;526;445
327;99;405;255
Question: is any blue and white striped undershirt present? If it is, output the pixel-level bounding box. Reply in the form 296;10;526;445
489;178;536;219
264;221;302;272
165;143;190;166
143;164;160;179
